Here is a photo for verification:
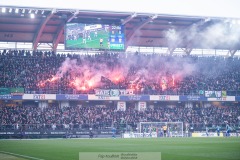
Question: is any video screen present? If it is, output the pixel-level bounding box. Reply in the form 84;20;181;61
65;23;125;50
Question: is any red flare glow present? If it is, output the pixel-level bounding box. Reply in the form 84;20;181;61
88;81;93;87
47;76;59;82
38;81;45;88
109;69;124;83
81;86;86;91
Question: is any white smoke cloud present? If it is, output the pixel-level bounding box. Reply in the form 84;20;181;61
165;20;240;49
165;28;181;48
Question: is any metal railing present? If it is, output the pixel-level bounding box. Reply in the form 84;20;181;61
1;123;239;132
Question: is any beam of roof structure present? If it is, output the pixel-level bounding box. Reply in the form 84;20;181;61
52;23;64;52
121;13;137;25
32;9;56;50
179;41;194;55
52;10;79;51
184;47;193;55
67;10;80;23
167;47;175;54
228;49;237;57
126;14;158;48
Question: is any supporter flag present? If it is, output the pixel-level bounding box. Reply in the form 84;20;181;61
222;91;227;97
101;76;112;84
0;88;10;95
10;88;24;95
199;90;204;95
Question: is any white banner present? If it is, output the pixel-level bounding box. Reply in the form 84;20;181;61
123;132;157;138
150;95;179;101
208;96;235;101
228;133;239;137
192;132;223;137
138;102;147;111
88;95;120;100
22;94;56;100
117;101;126;111
95;89;134;96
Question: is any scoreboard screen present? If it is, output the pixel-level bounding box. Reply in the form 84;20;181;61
65;23;125;51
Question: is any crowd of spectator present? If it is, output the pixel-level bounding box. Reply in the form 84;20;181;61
0;50;240;132
0;49;240;95
0;103;239;131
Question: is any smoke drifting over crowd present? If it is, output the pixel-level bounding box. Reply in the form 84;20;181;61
39;54;199;91
39;19;240;92
165;19;240;49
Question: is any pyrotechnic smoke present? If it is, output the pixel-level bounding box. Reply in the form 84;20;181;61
165;20;240;49
39;53;230;91
39;53;200;91
38;20;240;91
199;22;240;48
165;28;181;48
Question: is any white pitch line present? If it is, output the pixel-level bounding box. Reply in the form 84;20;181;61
0;151;44;160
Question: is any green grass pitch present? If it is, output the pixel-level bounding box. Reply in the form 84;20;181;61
0;138;240;160
66;30;109;49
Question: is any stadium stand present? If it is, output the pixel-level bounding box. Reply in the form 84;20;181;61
0;103;239;132
0;50;240;138
0;50;240;95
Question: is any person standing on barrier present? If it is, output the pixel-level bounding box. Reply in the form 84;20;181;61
206;127;209;137
163;125;167;137
112;127;116;139
226;123;230;137
89;130;94;139
216;126;221;137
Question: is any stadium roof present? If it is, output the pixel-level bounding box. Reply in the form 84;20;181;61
0;0;239;55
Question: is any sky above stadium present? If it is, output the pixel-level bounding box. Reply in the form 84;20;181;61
0;0;239;19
